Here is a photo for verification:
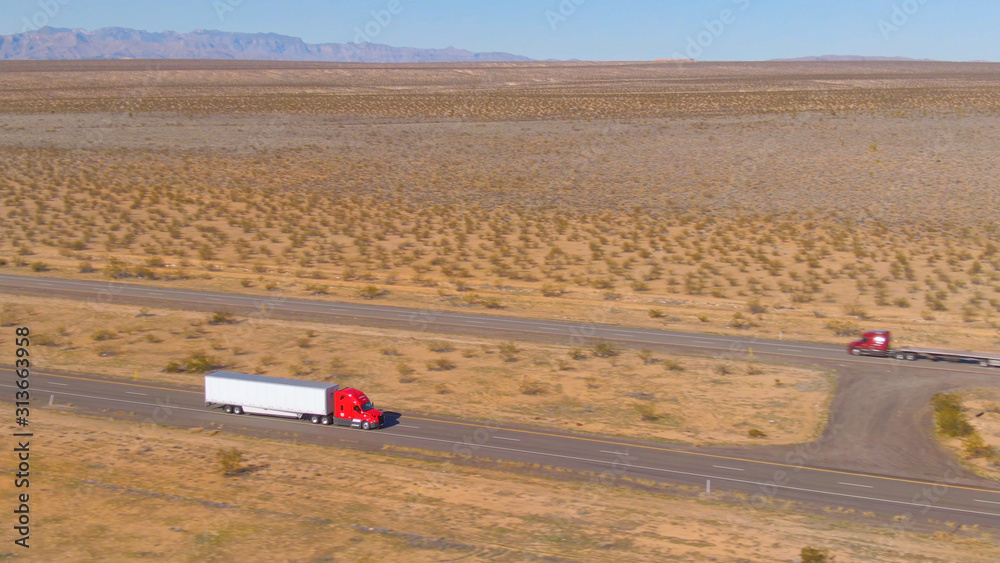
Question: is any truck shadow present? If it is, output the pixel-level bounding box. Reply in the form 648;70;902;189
381;411;402;429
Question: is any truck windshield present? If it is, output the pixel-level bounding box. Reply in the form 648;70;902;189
361;401;375;411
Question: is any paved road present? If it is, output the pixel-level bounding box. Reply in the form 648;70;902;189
5;365;1000;526
3;273;1000;525
0;273;863;367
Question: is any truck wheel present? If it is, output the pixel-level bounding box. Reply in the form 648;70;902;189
362;421;371;431
321;416;331;425
895;352;906;360
224;405;233;414
310;415;320;424
906;353;917;361
850;348;862;356
233;406;243;415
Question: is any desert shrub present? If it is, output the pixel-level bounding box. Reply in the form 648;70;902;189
217;448;245;476
426;358;456;371
568;348;587;360
356;285;387;299
92;330;116;341
748;428;767;438
397;362;417;383
165;352;223;373
78;261;95;273
746;297;768;314
648;308;665;318
104;259;131;279
843;302;869;320
519;378;547;395
800;547;830;563
427;341;453;353
591;341;618;358
638;349;656;364
480;297;502;309
662;359;685;372
932;393;973;437
498;341;520;362
306;284;330;295
963;433;997;459
746;364;765;376
208;309;236;325
635;402;659;421
824;319;860;337
728;312;758;329
540;283;565;297
29;261;48;272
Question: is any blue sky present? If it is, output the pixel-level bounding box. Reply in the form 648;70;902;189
4;0;998;61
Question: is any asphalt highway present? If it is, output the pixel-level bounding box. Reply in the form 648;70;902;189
0;273;852;368
4;366;1000;526
3;273;1000;525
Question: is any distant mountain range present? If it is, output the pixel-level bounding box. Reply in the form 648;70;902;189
770;55;936;62
0;27;533;63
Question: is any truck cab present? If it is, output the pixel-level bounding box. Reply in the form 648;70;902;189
848;330;891;356
334;388;384;430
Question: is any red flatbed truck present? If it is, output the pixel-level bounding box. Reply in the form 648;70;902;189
847;331;1000;368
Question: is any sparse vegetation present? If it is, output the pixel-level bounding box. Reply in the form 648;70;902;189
216;447;245;476
932;393;973;438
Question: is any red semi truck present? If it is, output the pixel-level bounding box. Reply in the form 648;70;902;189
847;331;1000;368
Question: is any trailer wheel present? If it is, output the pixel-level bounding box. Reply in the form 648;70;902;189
850;347;862;356
362;421;371;431
224;405;233;414
310;415;320;424
980;360;990;367
321;416;331;425
233;406;243;415
894;352;906;360
906;353;917;361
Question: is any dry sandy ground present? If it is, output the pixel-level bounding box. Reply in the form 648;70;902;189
3;409;998;562
2;62;1000;352
941;389;1000;481
1;295;830;446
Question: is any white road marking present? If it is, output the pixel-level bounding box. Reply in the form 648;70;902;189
48;382;68;386
125;391;148;396
838;482;874;489
974;499;1000;505
712;465;745;472
780;348;802;353
494;436;520;442
600;450;631;456
694;341;713;345
398;424;421;429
